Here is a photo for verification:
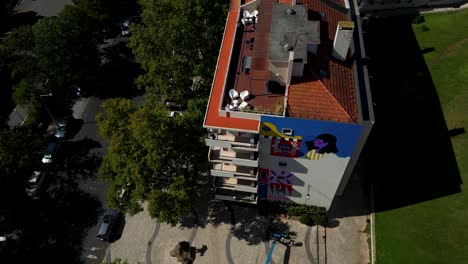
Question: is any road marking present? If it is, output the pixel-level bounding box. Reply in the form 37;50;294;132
145;222;161;264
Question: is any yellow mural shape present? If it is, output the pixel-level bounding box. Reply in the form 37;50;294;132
260;122;303;140
303;149;326;160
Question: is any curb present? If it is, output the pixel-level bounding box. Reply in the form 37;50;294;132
370;184;376;264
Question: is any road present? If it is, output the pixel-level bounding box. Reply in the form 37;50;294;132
72;97;110;263
15;0;74;17
73;95;144;264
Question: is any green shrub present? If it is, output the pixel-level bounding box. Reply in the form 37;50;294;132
288;204;328;226
412;15;425;24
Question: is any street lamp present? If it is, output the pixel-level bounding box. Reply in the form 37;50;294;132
39;93;58;127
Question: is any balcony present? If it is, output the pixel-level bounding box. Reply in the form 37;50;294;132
205;133;259;151
215;177;258;193
211;163;257;181
214;188;258;204
208;147;258;167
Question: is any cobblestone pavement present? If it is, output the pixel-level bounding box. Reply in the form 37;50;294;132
105;199;369;264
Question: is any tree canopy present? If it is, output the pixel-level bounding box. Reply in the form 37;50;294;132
0;128;45;233
0;1;104;109
97;98;204;224
129;0;227;102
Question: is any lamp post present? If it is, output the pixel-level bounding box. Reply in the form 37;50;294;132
305;184;311;203
39;93;58;127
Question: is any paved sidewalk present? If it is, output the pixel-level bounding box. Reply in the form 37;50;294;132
15;0;74;17
104;202;369;264
105;172;370;264
72;97;90;120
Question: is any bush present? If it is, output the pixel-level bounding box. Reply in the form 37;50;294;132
412;15;425;24
288;204;328;226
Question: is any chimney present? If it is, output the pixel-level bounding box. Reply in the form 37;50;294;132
332;21;355;61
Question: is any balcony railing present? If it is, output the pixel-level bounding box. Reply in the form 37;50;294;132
205;133;259;151
211;163;257;180
214;188;258;204
215;177;258;193
208;147;259;167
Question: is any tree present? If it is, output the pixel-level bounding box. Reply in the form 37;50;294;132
97;98;204;222
0;0;17;32
0;4;101;109
32;6;99;100
0;128;45;233
129;0;228;102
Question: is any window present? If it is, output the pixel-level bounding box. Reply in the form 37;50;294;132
280;144;290;152
279;161;287;166
223;147;229;151
282;128;293;135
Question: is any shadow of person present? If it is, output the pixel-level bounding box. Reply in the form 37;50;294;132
196;245;208;256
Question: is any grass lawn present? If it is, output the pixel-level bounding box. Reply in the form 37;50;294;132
373;10;468;264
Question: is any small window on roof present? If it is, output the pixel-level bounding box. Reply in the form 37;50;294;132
279;161;287;166
282;128;293;135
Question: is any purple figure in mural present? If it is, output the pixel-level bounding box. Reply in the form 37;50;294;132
269;170;294;196
303;134;338;160
305;134;338;154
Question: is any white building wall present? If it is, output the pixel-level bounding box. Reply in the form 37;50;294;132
258;137;349;208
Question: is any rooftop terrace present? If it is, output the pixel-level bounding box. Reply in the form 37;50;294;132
204;0;359;132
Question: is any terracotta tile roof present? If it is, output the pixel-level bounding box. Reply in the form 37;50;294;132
203;0;259;132
287;0;358;123
288;76;355;122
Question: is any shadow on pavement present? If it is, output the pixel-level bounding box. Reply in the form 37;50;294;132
0;177;101;264
60;138;103;180
365;15;462;212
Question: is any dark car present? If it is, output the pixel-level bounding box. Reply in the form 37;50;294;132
54;119;70;139
25;171;46;197
96;209;121;242
54;117;81;139
41;143;59;164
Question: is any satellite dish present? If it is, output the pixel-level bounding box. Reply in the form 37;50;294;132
283;44;293;51
287;9;296;15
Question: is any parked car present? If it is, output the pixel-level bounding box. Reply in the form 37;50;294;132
168;111;183;117
96;209;121;242
54;117;81;139
25;171;46;197
164;99;182;111
41;143;59;164
121;20;130;36
54;119;70;139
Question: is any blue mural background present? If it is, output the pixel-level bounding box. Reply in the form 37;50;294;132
260;116;363;158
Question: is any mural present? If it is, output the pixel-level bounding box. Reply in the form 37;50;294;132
303;134;338;160
270;138;302;158
260;116;363;160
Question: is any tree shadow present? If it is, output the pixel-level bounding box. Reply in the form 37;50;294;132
365;15;462;212
93;42;141;99
59;138;103;180
10;11;43;28
230;205;270;245
1;177;101;264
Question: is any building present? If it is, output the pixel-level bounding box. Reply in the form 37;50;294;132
203;0;374;209
358;0;465;14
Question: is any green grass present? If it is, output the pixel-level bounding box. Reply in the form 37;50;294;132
375;10;468;264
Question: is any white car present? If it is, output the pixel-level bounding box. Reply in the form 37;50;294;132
121;20;130;36
25;171;46;197
168;111;183;117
